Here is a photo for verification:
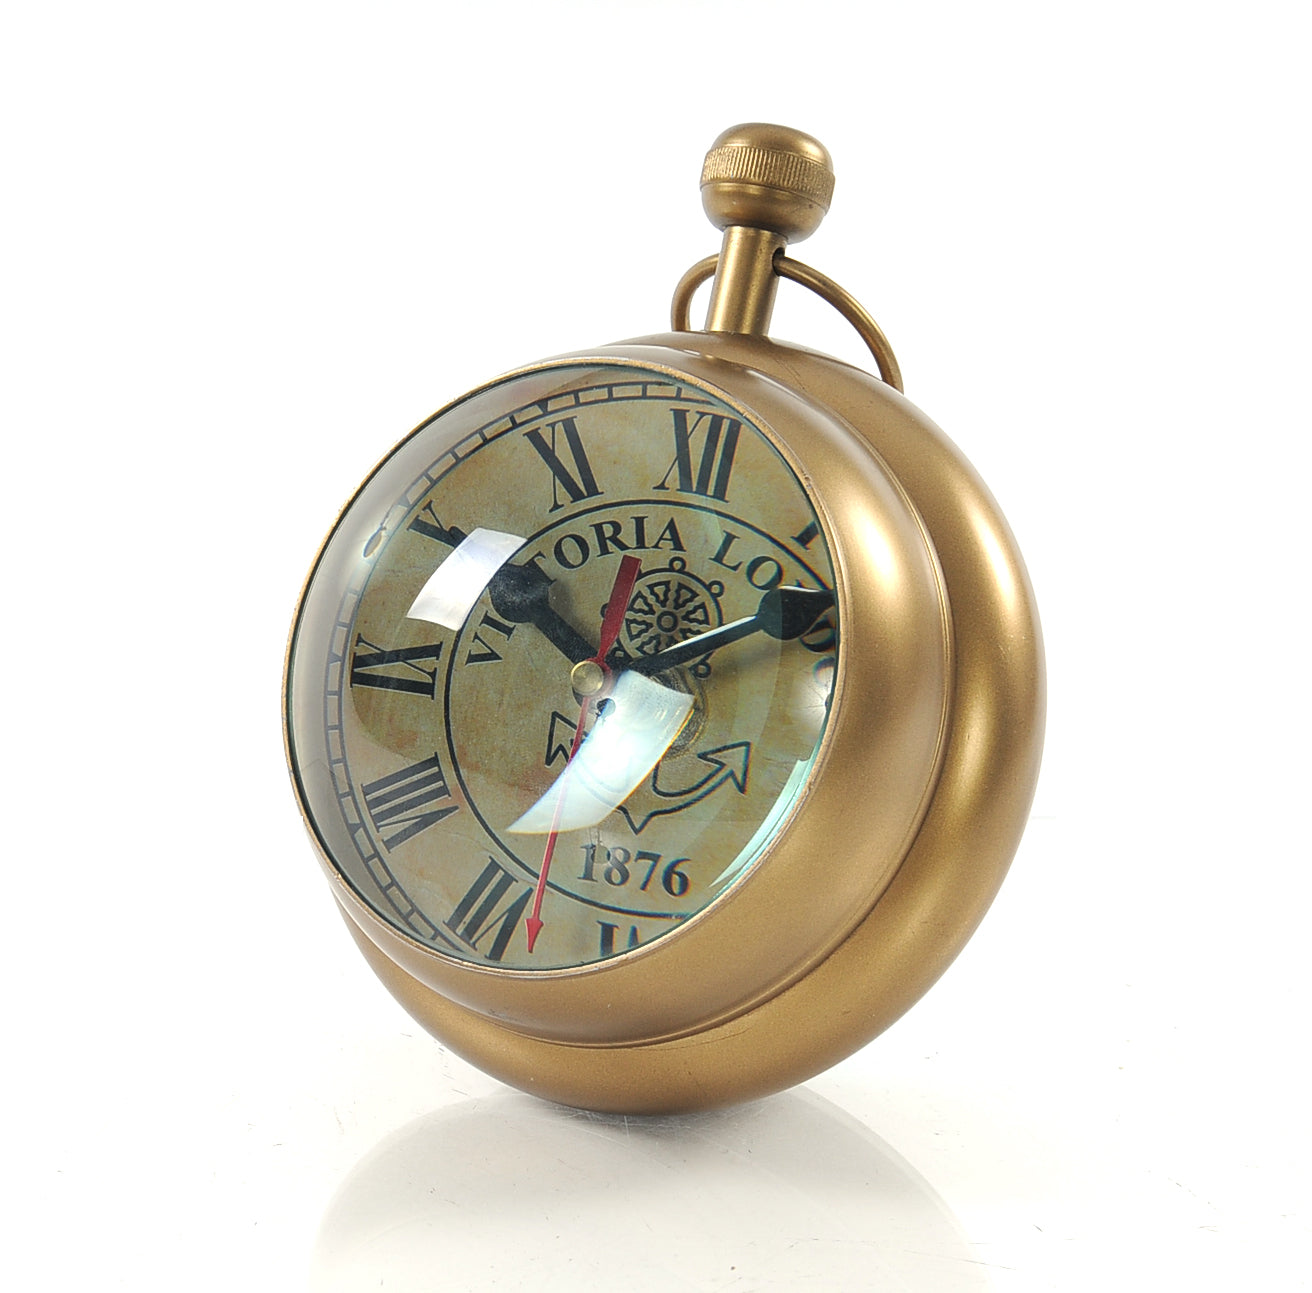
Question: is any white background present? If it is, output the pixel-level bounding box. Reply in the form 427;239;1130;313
4;2;1308;1289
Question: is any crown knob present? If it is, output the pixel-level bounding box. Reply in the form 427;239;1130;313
700;123;835;245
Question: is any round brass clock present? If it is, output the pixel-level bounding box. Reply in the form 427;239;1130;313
284;124;1044;1113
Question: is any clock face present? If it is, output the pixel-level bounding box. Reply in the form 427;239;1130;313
286;362;839;971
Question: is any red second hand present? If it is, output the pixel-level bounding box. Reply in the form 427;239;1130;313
525;554;641;953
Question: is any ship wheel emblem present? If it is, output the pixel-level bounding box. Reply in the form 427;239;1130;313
621;558;725;678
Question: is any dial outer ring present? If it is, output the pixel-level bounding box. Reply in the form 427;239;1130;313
289;351;954;1045
316;333;1044;1113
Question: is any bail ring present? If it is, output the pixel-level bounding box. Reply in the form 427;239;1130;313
670;252;904;393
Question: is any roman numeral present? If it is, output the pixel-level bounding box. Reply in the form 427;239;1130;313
598;921;641;958
654;408;741;501
408;503;465;546
361;753;458;849
463;611;516;664
523;416;603;512
349;637;444;697
446;859;532;962
791;520;821;550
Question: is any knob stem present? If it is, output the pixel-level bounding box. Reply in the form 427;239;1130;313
705;226;785;334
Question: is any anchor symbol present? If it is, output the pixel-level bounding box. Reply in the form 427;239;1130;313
545;710;581;767
617;741;751;835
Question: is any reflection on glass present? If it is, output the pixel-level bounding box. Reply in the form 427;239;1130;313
407;527;525;630
509;671;694;833
713;757;810;889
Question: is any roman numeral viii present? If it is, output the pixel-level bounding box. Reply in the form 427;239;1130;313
349;637;444;697
446;859;532;962
523;416;603;512
654;408;741;502
361;753;459;849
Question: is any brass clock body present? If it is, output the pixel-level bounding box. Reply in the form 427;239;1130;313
284;125;1044;1113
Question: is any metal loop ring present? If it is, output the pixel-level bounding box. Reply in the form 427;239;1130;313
670;253;904;393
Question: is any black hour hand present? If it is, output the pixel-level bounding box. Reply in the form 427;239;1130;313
486;561;595;664
626;586;834;676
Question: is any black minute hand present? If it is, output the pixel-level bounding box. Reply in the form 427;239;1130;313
626;586;835;676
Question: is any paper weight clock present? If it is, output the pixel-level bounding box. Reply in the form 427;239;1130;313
284;124;1045;1114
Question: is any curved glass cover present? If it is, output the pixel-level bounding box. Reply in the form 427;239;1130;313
286;362;838;970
